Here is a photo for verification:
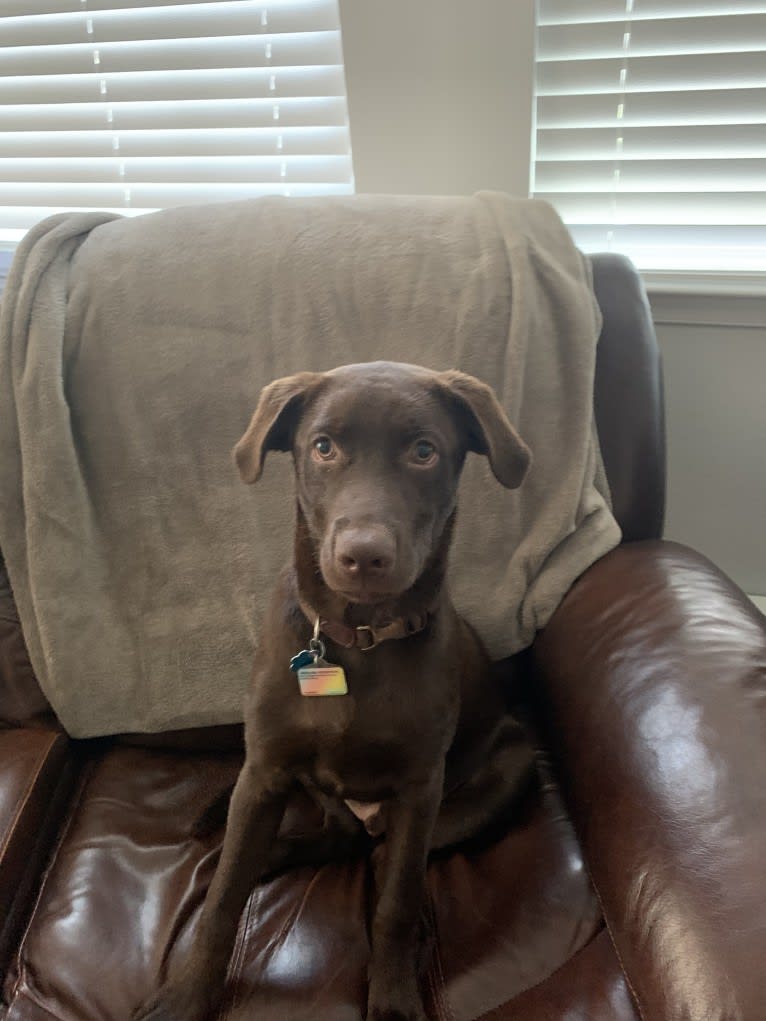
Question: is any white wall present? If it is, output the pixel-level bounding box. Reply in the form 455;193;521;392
338;0;535;198
338;0;766;599
651;294;766;596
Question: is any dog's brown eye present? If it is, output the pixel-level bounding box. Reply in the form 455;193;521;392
312;436;336;461
411;439;437;465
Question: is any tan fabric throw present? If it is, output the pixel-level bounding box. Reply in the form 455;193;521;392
0;194;621;737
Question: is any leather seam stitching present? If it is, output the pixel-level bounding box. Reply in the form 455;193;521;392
5;992;69;1021
425;888;455;1021
0;732;59;863
581;860;647;1021
6;754;93;1009
469;925;608;1020
219;883;259;1021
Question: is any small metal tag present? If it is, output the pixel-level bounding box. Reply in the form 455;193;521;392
291;616;347;695
297;665;348;697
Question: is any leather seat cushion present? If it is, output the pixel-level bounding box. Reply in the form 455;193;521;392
4;743;604;1021
476;929;640;1021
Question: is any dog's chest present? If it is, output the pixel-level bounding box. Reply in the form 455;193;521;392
295;687;356;745
293;676;444;796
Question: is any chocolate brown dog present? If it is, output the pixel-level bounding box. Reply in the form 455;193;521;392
135;361;536;1021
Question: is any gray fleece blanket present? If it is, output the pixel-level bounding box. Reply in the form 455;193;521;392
0;193;620;738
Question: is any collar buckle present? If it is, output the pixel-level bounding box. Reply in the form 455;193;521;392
354;625;379;651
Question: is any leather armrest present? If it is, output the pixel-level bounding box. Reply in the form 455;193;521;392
0;727;79;975
533;541;766;1021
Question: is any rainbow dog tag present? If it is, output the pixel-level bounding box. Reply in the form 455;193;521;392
290;619;348;697
297;664;348;697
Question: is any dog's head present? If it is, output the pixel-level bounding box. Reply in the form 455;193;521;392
235;362;531;605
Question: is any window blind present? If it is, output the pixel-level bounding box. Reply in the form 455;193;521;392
534;1;766;277
0;0;354;242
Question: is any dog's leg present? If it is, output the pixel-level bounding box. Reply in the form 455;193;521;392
133;760;288;1021
264;792;370;876
194;781;369;877
432;718;536;852
367;768;443;1021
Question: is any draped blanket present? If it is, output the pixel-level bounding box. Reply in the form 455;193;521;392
0;193;620;737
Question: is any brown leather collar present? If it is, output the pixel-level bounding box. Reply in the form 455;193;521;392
298;598;430;651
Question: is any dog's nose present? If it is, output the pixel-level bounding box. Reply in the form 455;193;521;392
335;528;395;581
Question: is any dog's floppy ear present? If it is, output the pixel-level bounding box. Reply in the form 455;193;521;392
438;370;532;489
234;372;323;483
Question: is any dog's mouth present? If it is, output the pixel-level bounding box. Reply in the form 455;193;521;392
332;583;400;606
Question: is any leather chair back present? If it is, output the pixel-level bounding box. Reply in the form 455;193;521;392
591;253;666;541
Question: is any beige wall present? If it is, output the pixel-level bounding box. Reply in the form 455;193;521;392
651;295;766;596
339;0;535;197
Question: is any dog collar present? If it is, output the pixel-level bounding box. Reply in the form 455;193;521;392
298;599;430;652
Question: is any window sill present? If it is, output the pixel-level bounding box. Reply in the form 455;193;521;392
641;272;766;330
642;270;766;300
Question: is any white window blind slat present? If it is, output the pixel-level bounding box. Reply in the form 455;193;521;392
0;180;352;206
0;154;353;184
536;158;766;193
534;2;766;276
538;51;766;95
0;0;305;12
0;186;348;231
538;88;766;128
1;97;349;131
567;224;765;273
0;32;343;75
539;13;766;60
1;0;340;45
545;192;766;226
1;66;347;105
0;0;354;241
537;124;766;160
571;224;765;245
0;126;350;158
539;0;765;26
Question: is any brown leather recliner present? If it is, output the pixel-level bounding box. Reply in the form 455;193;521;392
1;254;765;1021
